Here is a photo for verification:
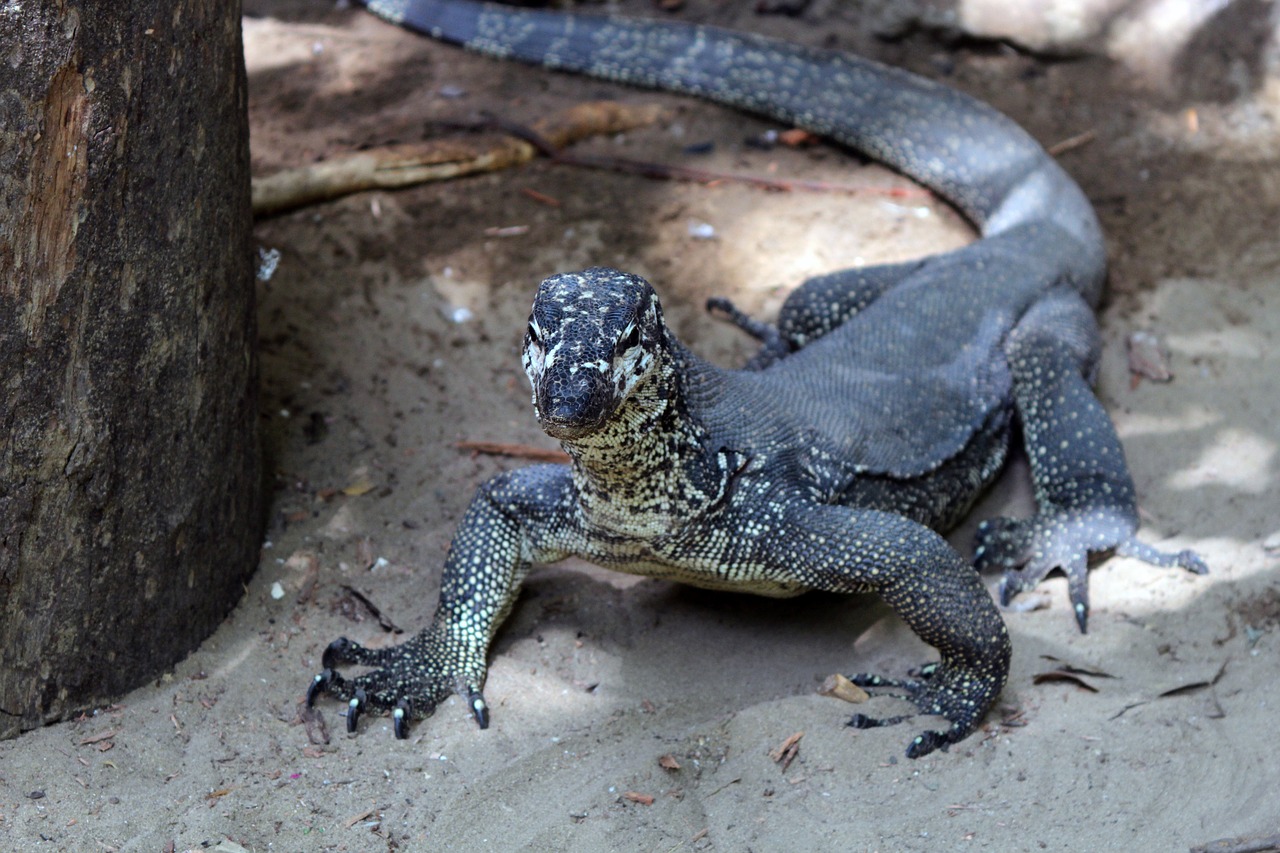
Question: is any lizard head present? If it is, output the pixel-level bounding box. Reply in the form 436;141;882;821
522;267;666;441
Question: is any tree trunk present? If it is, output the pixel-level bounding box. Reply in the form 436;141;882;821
0;0;261;738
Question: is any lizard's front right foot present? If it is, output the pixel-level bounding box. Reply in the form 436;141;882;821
305;632;489;738
846;656;1006;759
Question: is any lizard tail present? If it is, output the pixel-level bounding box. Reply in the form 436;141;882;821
360;0;1105;294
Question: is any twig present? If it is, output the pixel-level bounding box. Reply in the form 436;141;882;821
493;116;931;197
251;101;667;216
1047;129;1096;156
339;584;403;634
456;440;570;464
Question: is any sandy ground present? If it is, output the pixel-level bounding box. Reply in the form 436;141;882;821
3;1;1279;850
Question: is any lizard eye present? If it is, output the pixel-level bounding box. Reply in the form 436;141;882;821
616;325;640;354
526;321;541;346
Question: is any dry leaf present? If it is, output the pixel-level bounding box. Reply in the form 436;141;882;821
658;754;681;770
78;728;120;746
342;479;375;497
1127;329;1174;384
1038;656;1116;678
344;808;377;828
297;701;330;745
623;791;655;806
769;731;803;772
779;128;819;146
1032;670;1100;692
283;550;320;573
1159;659;1229;698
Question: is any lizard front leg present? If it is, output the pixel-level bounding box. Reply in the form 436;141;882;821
977;291;1207;632
767;502;1011;758
306;465;576;737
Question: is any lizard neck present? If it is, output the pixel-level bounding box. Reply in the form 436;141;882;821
559;334;724;535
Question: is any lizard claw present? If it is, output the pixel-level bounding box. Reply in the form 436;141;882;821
347;688;367;733
467;688;490;729
847;709;956;759
393;699;411;739
1067;568;1090;634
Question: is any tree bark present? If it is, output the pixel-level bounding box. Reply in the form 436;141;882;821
0;0;261;738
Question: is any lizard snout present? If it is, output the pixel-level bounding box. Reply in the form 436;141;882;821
534;369;617;440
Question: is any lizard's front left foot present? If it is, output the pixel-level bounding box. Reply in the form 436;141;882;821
304;630;489;738
846;659;1004;759
974;509;1207;633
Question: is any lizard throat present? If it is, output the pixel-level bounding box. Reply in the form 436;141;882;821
555;347;719;534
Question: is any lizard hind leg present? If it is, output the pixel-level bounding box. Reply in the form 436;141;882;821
977;291;1207;632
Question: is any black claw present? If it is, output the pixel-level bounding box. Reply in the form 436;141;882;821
322;637;353;669
1073;601;1089;634
846;712;913;730
998;576;1015;607
1067;570;1090;633
393;699;411;740
346;688;366;733
306;670;330;707
468;690;490;729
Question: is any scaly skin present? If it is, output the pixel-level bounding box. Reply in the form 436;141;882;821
307;1;1206;756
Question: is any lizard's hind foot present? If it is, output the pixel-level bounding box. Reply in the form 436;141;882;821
975;510;1207;633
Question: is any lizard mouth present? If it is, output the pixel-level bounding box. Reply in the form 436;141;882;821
538;417;604;441
533;377;618;441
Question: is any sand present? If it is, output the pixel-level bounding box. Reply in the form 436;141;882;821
2;2;1277;850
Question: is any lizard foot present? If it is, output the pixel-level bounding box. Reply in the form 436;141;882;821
305;632;489;738
705;296;791;369
846;661;999;759
974;511;1207;633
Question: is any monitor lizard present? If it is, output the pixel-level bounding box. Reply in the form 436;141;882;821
306;0;1207;757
